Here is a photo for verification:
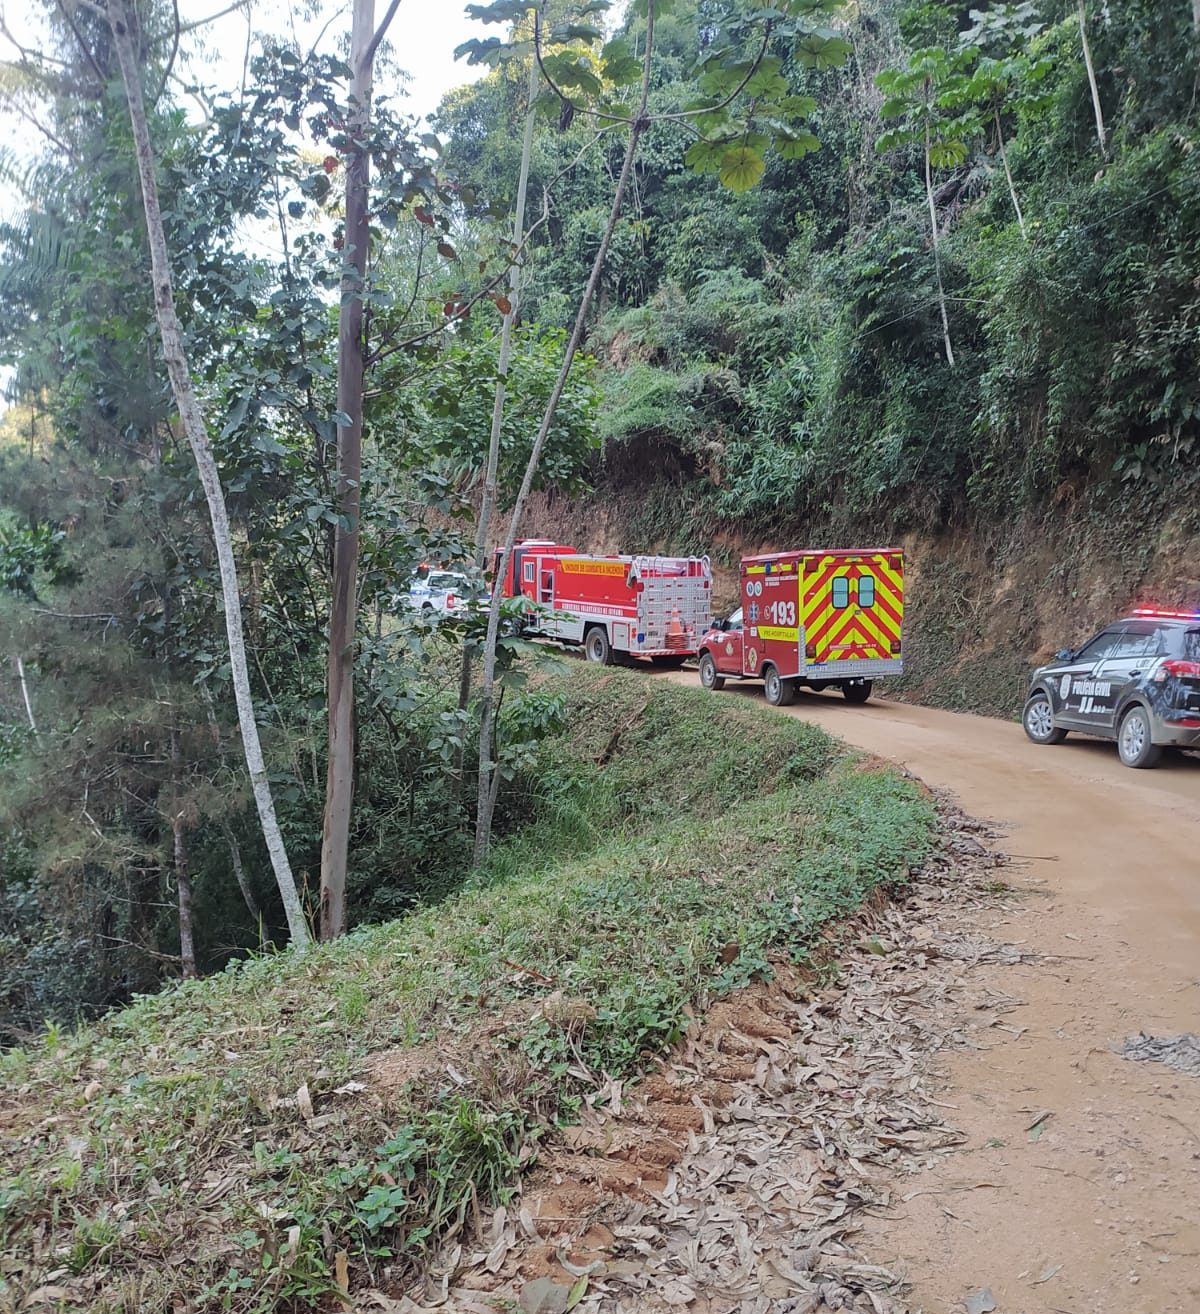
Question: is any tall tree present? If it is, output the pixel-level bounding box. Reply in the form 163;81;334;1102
877;46;975;368
106;0;311;950
1076;0;1107;158
453;31;540;788
466;0;852;864
320;0;405;942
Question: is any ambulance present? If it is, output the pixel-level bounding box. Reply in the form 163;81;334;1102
697;549;904;705
494;540;713;665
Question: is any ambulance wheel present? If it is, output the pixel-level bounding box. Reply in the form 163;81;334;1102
651;654;686;669
584;626;612;665
763;665;795;707
698;652;724;691
841;680;873;704
1022;691;1066;745
1117;704;1161;769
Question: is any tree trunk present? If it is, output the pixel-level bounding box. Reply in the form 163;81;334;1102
168;725;197;980
1194;0;1200;37
108;0;311;951
1077;0;1108;159
924;122;956;368
222;820;261;923
320;0;377;942
14;655;39;740
472;4;657;867
454;48;539;797
994;106;1026;240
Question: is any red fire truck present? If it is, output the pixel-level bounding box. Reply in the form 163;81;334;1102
495;540;713;664
697;548;904;705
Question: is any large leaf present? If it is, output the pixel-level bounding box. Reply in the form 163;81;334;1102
454;37;504;66
547;23;604;46
465;0;534;23
929;137;969;168
794;32;851;69
775;127;820;160
684;138;726;174
719;145;766;191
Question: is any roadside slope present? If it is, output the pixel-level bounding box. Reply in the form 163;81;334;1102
0;670;934;1314
665;671;1200;1312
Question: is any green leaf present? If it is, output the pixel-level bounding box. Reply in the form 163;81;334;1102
775;128;820;160
453;37;503;66
547;22;604;45
929;138;968;168
794;33;851;69
465;1;533;24
683;138;727;174
719;145;766;192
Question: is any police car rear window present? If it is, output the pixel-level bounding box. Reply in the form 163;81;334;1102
1185;629;1200;661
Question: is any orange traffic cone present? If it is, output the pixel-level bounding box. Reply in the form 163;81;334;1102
666;606;685;650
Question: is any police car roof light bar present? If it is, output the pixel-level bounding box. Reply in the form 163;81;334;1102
1130;606;1200;621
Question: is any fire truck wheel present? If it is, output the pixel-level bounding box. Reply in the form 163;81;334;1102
763;665;796;707
698;652;725;691
584;626;612;665
841;680;873;704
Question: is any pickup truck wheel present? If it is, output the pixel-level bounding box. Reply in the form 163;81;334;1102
841;679;873;704
584;626;612;665
763;664;795;707
698;652;724;691
1117;704;1162;769
1022;691;1066;745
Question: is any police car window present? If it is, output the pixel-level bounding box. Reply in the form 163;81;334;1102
1106;632;1154;660
1074;630;1121;662
832;577;850;608
858;576;876;608
428;573;460;590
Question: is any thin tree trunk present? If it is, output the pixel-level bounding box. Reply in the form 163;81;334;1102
994;106;1026;240
222;819;260;922
14;656;39;740
472;4;657;867
924;122;956;368
169;727;197;980
1077;0;1108;159
454;48;539;799
1194;0;1200;36
321;0;376;942
108;0;311;951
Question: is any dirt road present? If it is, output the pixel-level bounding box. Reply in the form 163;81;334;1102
667;673;1200;1314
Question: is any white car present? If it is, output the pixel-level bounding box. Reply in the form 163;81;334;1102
400;570;473;617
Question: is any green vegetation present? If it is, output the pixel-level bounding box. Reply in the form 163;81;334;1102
0;668;935;1311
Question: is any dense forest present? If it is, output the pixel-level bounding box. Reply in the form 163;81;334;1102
1;0;1197;1035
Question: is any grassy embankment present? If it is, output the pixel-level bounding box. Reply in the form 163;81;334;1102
0;668;935;1313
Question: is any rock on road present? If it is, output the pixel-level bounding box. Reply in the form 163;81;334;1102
666;670;1200;1314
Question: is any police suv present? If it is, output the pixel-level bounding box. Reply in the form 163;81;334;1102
1022;608;1200;768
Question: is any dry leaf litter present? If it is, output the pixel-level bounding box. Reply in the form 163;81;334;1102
358;797;1030;1314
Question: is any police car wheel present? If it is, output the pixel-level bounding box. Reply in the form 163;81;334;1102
763;665;795;707
584;626;612;665
698;652;725;691
841;680;873;704
1117;705;1162;769
1022;692;1067;745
